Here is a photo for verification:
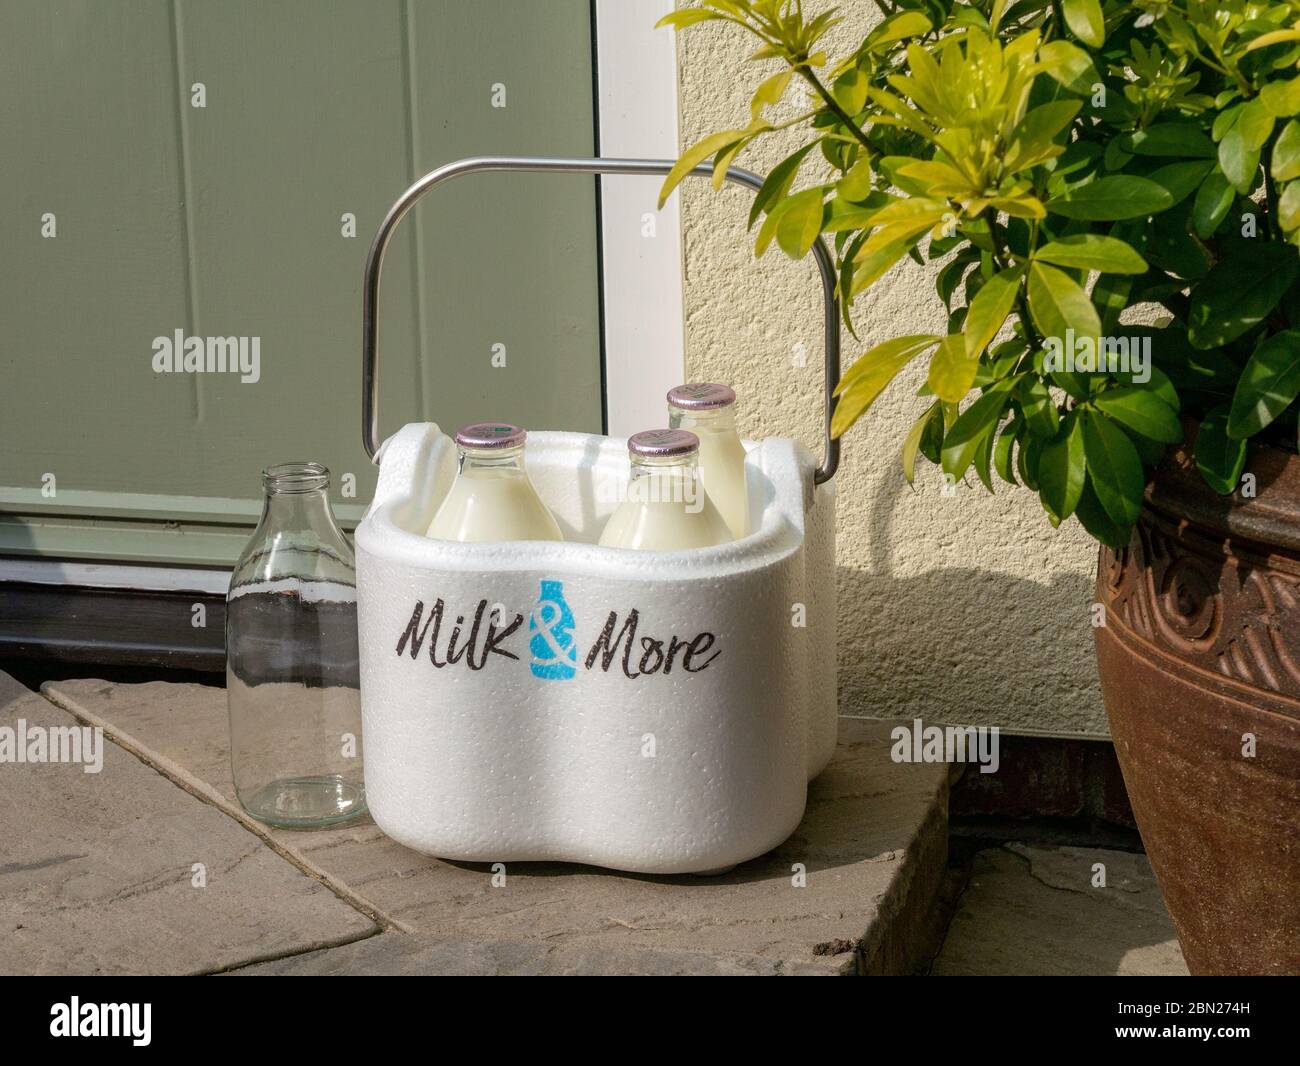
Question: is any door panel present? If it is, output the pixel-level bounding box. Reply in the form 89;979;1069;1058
0;0;601;565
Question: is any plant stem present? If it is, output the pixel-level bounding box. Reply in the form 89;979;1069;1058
796;65;874;153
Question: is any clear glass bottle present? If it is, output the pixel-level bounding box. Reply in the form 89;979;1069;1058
226;462;366;829
598;429;732;550
426;422;563;542
667;383;749;539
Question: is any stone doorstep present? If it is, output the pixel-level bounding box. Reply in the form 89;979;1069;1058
933;843;1188;977
0;671;379;976
227;932;841;976
41;679;952;976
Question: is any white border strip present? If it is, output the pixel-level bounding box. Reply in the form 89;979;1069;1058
0;559;231;595
594;0;686;437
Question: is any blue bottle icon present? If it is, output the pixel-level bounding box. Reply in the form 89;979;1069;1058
530;579;577;680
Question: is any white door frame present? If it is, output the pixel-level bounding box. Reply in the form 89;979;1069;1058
593;0;687;438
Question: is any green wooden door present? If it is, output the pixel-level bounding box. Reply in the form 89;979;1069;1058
0;0;602;566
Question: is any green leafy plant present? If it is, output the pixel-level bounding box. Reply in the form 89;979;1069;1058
658;0;1300;547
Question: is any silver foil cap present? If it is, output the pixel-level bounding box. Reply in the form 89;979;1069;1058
667;382;736;411
454;422;526;450
628;429;699;458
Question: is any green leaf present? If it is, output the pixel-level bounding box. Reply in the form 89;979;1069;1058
1093;386;1183;443
1280;180;1300;232
1062;0;1105;47
1074;475;1130;548
659;128;746;209
1035;234;1147;274
655;9;723;30
1122;123;1216;159
1093;271;1134;334
848;239;913;297
836;155;874;203
748;144;817;228
775;186;827;258
1038;40;1099;95
1192;169;1234;238
994;419;1019;485
1028;262;1101;345
1187;245;1300;349
1227;329;1300;438
1196;406;1248;494
1239;99;1276;152
1262;76;1300;118
860;199;949;254
867;11;932;50
973;432;996;492
1046;176;1175;220
832;68;868;115
964;266;1023;357
751;71;793;121
928;334;980;403
1218;124;1261;194
1005;100;1082;173
1275;121;1300;183
832;334;940;437
1147;160;1215;206
1038;411;1086;522
1081;409;1146;528
1017;375;1060;440
902;401;940;485
941;379;1018;481
1018;433;1042;491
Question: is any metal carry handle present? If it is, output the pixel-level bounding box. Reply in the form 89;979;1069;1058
362;156;840;484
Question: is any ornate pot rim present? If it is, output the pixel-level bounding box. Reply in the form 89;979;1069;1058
1147;432;1300;553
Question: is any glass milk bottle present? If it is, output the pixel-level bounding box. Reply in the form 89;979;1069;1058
667;383;748;539
426;423;563;542
598;430;732;550
226;462;366;828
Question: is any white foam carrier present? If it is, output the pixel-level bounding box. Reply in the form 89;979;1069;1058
354;423;837;874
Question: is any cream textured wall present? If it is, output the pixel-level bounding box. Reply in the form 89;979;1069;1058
672;3;1107;736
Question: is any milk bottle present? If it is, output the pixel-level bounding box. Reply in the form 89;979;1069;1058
598;429;731;550
426;423;563;542
667;383;748;538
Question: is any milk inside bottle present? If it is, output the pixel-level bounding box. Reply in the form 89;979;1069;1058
667;383;748;539
426;422;563;542
598;429;731;550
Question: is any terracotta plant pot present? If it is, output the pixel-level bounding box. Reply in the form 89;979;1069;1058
1094;440;1300;975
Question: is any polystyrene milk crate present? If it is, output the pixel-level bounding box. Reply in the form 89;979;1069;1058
354;423;837;874
352;155;842;874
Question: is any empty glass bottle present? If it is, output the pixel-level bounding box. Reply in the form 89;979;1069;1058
226;462;366;828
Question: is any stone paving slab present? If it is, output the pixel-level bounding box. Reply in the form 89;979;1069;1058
931;843;1188;976
229;931;837;976
0;672;378;975
44;679;951;975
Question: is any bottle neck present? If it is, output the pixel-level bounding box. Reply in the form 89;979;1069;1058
259;464;348;546
458;444;527;477
628;452;703;509
669;403;736;433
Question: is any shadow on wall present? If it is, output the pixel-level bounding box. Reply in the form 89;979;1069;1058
833;468;1104;736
